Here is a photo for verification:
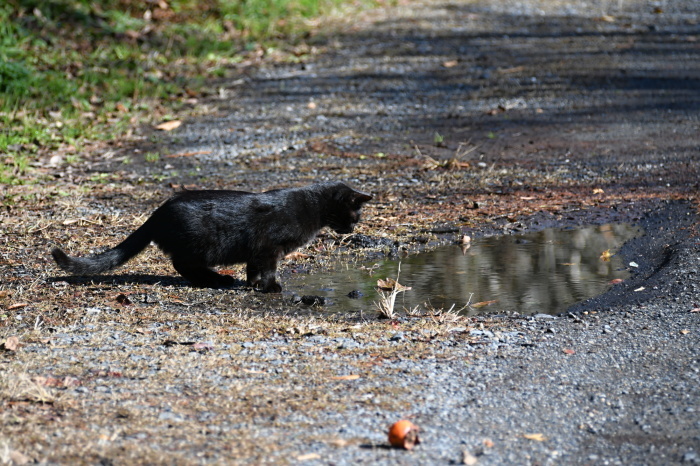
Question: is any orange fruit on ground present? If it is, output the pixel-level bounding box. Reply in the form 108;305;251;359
388;420;420;449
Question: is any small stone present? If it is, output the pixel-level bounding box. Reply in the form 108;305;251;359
301;295;325;306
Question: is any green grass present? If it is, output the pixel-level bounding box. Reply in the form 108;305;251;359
0;0;377;183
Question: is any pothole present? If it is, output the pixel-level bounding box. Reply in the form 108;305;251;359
288;223;642;315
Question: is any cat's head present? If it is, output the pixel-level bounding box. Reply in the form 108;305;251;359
323;182;373;234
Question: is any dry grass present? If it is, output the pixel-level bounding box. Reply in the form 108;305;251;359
373;264;408;319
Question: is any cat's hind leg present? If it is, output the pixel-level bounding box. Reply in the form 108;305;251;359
172;260;235;288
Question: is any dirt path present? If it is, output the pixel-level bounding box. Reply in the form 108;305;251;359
1;0;699;464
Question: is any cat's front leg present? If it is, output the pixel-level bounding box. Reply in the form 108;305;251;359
246;257;282;293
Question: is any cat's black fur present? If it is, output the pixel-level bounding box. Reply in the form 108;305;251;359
51;182;372;292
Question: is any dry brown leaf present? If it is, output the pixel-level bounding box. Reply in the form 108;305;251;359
471;300;497;308
328;438;349;447
523;433;546;441
164;150;211;158
7;302;29;310
193;342;215;351
116;293;132;306
1;336;20;352
155;120;182;131
600;249;612;261
377;278;411;292
331;374;361;381
285;251;311;260
35;375;80;388
498;65;524;74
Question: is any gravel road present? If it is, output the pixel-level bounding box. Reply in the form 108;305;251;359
163;0;700;462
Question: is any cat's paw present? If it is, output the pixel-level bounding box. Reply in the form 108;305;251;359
217;274;236;288
261;281;282;293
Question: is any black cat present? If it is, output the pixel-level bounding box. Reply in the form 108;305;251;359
51;181;372;292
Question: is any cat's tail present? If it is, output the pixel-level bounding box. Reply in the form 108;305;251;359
52;219;155;275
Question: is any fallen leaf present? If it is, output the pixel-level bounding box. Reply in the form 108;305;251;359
164;150;211;158
562;348;575;355
116;294;132;306
471;300;497;308
443;59;458;68
35;376;80;388
523;433;546;441
377;278;411;292
155;120;182;131
7;302;29;311
193;341;215;351
328;438;349;447
498;65;524;74
600;249;612;261
1;336;20;352
285;251;311;260
331;374;361;381
609;278;624;285
297;453;321;461
116;102;128;113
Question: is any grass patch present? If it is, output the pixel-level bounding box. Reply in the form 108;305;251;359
0;0;381;183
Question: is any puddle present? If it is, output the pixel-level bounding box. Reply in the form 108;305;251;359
288;224;642;315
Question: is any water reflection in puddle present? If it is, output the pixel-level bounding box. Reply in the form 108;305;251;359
289;223;641;315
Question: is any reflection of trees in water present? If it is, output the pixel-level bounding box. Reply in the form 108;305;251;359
389;224;640;314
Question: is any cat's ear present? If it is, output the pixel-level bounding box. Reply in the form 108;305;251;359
352;191;373;205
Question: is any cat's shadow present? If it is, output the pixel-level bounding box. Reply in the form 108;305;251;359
49;274;247;289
